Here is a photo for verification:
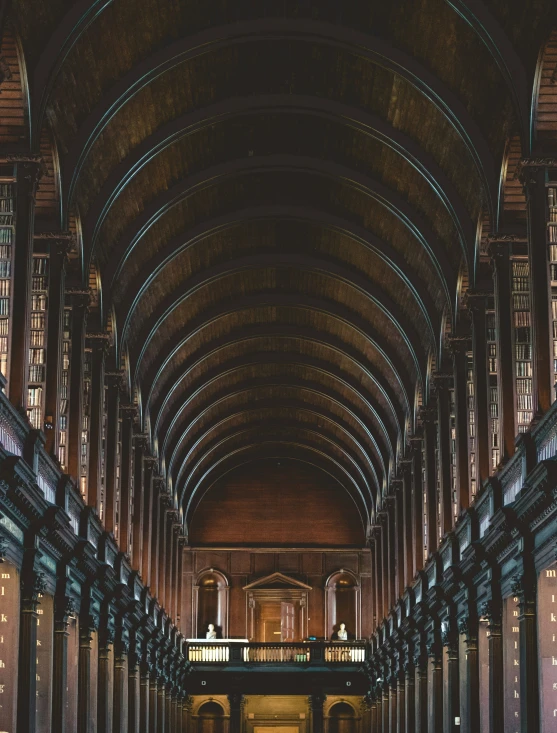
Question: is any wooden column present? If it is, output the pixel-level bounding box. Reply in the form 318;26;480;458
409;438;424;575
86;334;109;513
459;615;480;733
520;160;553;415
141;457;157;588
165;682;172;733
51;594;72;732
157;673;165;733
396;669;405;733
427;641;443;733
372;529;383;628
66;290;89;482
386;498;397;611
400;461;413;589
97;629;114;733
139;653;150;733
17;559;45;733
132;434;147;572
128;639;140;733
419;407;437;558
443;632;460;733
158;493;170;606
119;404;136;556
433;373;453;536
77;614;96;733
484;601;504;733
394;481;405;599
113;638;128;733
8;157;41;410
229;693;245;733
43;235;70;456
414;647;428;733
448;337;471;511
151;477;162;598
465;292;491;485
488;239;516;460
512;573;540;733
104;371;122;537
148;671;158;733
389;679;397;733
404;657;415;733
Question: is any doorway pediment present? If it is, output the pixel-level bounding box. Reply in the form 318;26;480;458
243;572;312;591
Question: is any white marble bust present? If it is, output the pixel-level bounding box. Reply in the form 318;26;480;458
206;623;217;640
337;622;348;640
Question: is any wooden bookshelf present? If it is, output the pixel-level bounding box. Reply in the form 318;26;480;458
27;254;48;430
511;259;533;432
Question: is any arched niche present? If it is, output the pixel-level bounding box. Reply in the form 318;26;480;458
327;701;358;733
193;569;229;638
197;700;226;733
325;569;361;640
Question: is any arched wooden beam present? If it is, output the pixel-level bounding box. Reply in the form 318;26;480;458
131;253;429;391
139;294;414;429
89;142;455;304
181;430;371;528
109;163;451;327
164;383;386;490
170;399;382;504
119;208;439;358
153;348;397;467
31;0;113;147
183;442;370;537
445;0;529;149
58;19;496;225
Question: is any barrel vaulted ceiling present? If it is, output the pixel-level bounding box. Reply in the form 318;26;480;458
11;0;557;539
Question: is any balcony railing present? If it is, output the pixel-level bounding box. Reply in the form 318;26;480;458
185;640;369;665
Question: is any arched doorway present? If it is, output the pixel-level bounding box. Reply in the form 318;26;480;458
194;569;229;638
197;701;226;733
328;702;357;733
325;570;360;640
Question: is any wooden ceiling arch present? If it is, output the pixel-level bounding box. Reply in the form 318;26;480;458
153;351;398;465
170;400;382;504
8;0;557;522
161;377;390;485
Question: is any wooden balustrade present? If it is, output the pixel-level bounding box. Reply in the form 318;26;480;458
185;640;369;665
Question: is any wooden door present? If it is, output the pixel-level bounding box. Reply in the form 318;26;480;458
281;601;295;642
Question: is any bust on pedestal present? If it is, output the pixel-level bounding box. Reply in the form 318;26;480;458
206;624;217;640
337;623;348;641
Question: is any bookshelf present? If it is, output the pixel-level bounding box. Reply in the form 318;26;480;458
486;301;500;471
80;348;92;500
511;259;533;432
27;254;48;430
449;386;457;524
548;185;557;395
466;352;476;498
58;305;71;471
0;181;14;382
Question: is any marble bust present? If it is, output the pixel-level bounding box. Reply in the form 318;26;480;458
206;623;217;640
337;622;348;640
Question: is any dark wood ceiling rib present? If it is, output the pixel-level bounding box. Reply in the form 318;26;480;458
118;211;439;353
159;370;392;479
149;340;403;459
56;29;490;225
11;0;556;526
82;100;472;269
169;400;382;504
131;281;419;408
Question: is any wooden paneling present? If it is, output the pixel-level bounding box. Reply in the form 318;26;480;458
190;459;366;547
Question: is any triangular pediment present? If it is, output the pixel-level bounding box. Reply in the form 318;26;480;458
243;572;312;591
